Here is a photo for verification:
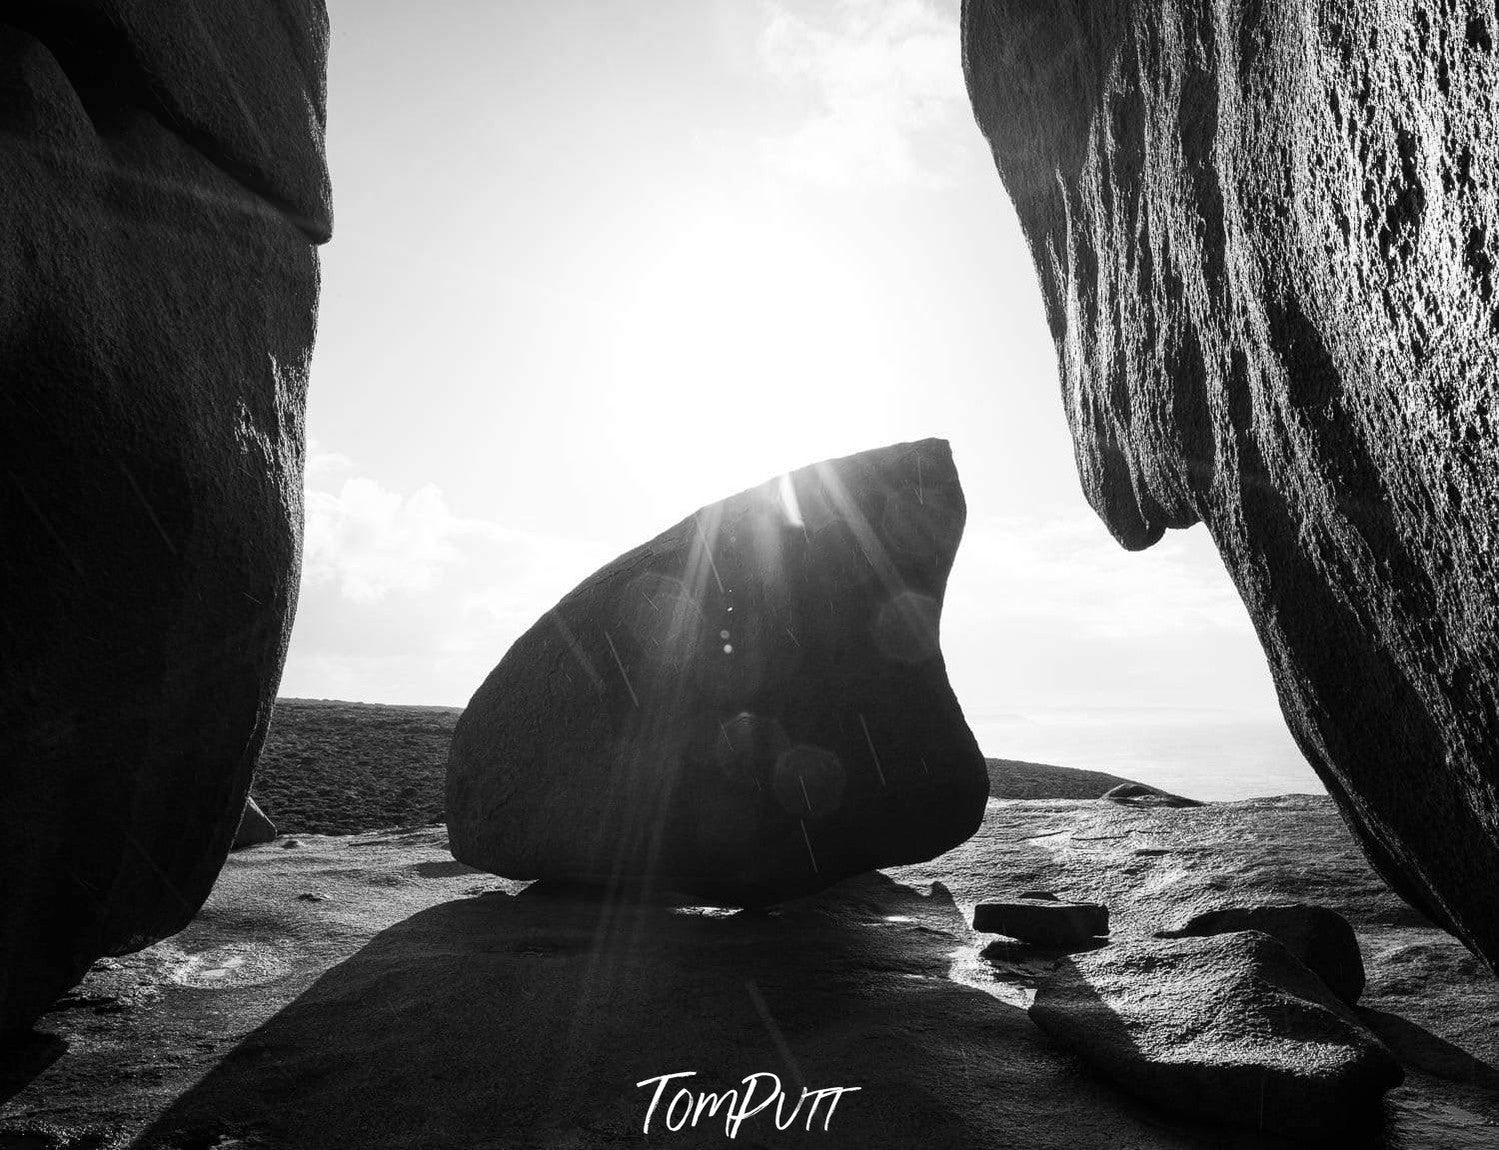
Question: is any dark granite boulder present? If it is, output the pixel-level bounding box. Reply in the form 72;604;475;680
963;1;1499;972
1158;903;1366;1005
1030;933;1402;1140
447;440;987;904
0;4;328;1032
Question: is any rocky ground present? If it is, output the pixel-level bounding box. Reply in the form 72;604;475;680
3;705;1497;1148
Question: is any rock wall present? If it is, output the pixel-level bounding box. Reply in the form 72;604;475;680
962;0;1498;971
0;1;329;1032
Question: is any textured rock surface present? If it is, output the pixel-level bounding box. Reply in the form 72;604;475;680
974;899;1109;945
962;1;1499;971
1030;933;1403;1139
447;440;987;904
6;783;1498;1146
233;797;277;851
1159;903;1367;1004
0;4;328;1033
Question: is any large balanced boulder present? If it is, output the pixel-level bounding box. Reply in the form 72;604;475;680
1030;932;1402;1140
447;440;988;904
963;1;1499;972
0;4;329;1032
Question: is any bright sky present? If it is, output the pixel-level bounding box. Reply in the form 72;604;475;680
284;0;1321;797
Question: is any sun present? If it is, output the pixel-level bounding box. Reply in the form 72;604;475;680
598;195;897;515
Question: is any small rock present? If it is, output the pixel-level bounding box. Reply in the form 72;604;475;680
1157;903;1366;1004
1029;932;1402;1140
1101;782;1203;808
280;839;302;849
973;900;1108;946
295;893;325;903
233;795;277;849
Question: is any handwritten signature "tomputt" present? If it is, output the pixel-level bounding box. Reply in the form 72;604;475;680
636;1070;861;1138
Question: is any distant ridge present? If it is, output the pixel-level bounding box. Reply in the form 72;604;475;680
987;758;1144;800
259;702;1170;830
277;697;463;712
258;700;460;833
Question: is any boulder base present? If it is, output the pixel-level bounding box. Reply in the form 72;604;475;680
0;6;327;1032
446;439;987;904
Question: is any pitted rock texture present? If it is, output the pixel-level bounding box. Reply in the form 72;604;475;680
0;3;328;1032
1029;932;1403;1140
447;440;988;905
963;1;1499;972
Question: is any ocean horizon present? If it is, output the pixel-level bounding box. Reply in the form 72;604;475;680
276;696;1325;804
968;705;1325;802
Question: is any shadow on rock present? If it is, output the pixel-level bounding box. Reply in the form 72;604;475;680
0;1032;66;1107
129;875;1016;1148
978;938;1111;977
126;873;1294;1150
1359;1008;1499;1092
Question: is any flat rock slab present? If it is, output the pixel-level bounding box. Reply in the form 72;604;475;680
974;900;1108;946
4;798;1499;1147
446;439;988;905
1030;933;1402;1141
1159;903;1366;1005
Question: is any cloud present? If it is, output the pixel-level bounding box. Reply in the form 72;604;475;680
305;438;354;478
757;0;971;188
303;478;462;605
949;512;1254;641
936;508;1288;733
283;451;615;704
